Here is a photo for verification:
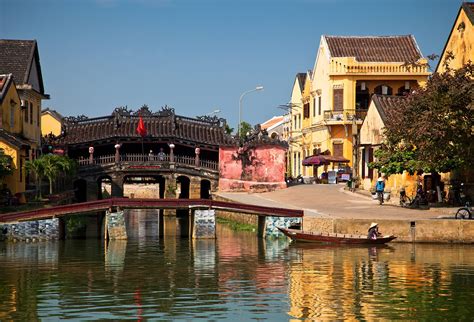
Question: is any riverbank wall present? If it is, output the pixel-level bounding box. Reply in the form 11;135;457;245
214;196;474;244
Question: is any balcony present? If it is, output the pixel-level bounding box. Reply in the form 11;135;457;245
323;109;368;123
77;153;219;171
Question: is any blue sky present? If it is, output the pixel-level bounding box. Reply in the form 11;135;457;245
0;0;460;129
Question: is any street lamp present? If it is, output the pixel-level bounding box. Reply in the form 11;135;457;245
207;109;221;116
238;85;264;137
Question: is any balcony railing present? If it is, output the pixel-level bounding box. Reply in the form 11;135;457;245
323;109;368;122
78;153;219;171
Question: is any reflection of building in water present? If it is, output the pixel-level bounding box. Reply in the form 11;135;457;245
286;244;474;320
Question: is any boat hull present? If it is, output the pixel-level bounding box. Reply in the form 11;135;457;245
278;227;396;245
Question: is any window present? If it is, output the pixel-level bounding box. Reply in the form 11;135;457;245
303;102;310;119
318;96;322;115
19;157;23;182
37;106;40;125
374;85;393;95
313;98;316;117
30;102;33;124
24;100;29;123
333;88;343;111
10;105;14;128
333;143;343;157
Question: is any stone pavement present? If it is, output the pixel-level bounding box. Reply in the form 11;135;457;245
217;184;459;221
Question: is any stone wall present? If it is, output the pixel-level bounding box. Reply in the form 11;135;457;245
303;217;474;243
219;145;287;192
0;219;59;242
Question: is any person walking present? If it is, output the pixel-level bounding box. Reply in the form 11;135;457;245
375;176;385;205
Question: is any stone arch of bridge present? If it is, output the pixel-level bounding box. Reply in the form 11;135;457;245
122;174;166;199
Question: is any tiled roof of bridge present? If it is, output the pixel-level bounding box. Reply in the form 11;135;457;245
58;106;236;146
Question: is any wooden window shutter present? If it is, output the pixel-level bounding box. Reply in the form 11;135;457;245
333;88;343;111
333;143;343;157
303;102;310;119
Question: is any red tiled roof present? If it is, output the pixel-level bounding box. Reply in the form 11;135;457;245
371;94;408;123
0;74;14;104
324;35;423;62
465;2;474;24
261;116;284;130
0;39;46;95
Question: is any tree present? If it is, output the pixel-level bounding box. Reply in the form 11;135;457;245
0;148;13;183
370;58;473;175
25;157;46;199
239;121;252;140
27;154;76;196
225;124;234;135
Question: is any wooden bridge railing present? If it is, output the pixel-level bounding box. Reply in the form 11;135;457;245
78;154;219;171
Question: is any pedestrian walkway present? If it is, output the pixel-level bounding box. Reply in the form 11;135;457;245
217;184;458;221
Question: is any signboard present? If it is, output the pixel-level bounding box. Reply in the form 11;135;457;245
328;171;337;184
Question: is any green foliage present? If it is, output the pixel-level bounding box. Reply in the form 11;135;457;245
0;148;13;181
216;217;256;232
25;154;77;197
370;58;473;174
225;124;234;135
239;121;252;140
66;215;87;235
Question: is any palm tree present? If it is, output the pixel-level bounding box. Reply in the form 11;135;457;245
25;158;45;199
42;154;76;195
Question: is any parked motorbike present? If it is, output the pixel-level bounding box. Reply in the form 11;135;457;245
286;175;305;186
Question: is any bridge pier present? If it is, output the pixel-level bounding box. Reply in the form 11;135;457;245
191;209;216;239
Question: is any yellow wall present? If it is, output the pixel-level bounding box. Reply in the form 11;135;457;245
1;82;22;134
0;81;26;194
289;75;304;177
437;7;474;73
0;141;24;194
41;113;62;136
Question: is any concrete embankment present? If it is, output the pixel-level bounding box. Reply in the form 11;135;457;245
215;186;474;244
303;217;474;243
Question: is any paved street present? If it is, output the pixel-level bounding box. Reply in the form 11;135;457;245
217;184;458;220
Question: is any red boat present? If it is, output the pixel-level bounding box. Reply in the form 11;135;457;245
278;227;397;245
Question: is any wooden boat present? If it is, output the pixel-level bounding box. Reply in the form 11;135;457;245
277;227;397;245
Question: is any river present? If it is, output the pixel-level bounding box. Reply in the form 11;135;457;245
1;225;473;320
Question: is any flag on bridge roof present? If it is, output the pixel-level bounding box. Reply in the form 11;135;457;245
136;115;147;137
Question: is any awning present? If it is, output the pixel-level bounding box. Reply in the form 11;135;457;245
302;154;350;166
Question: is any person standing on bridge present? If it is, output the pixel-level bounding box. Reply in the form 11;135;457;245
157;148;166;161
149;150;154;161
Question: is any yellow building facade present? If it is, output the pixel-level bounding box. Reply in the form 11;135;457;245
300;35;430;179
436;2;474;73
0;40;49;195
41;108;63;137
0;75;29;194
288;73;306;177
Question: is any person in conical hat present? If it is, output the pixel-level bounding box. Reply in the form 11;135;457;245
368;222;381;240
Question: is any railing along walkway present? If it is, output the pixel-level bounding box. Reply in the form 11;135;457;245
78;154;218;171
0;198;304;223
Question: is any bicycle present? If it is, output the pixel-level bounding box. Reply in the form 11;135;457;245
399;187;412;207
455;202;472;220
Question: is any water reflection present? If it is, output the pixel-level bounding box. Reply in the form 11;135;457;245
1;228;474;320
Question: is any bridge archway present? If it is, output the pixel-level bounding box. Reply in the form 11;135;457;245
97;176;112;199
200;179;211;199
123;175;166;199
176;176;190;199
73;179;87;202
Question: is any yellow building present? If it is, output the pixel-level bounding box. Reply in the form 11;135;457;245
41;108;63;137
305;35;430;179
436;2;474;73
288;73;306;177
0;40;49;194
0;74;30;193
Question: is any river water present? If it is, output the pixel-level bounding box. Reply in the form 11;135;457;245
1;225;474;320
